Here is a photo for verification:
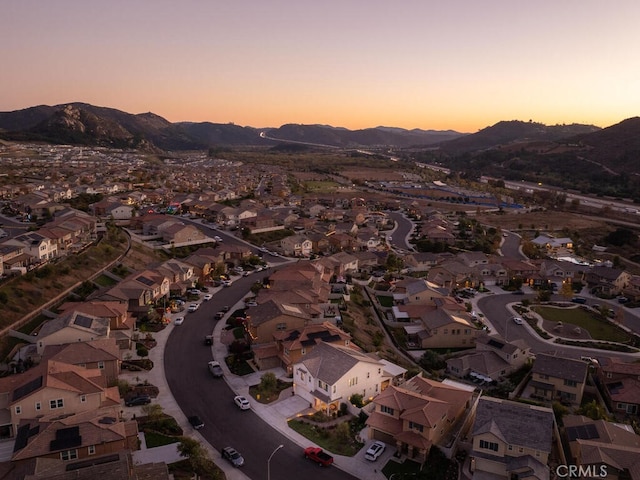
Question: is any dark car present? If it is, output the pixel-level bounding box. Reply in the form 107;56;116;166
222;446;245;467
125;395;151;407
571;297;587;304
189;415;204;430
204;335;213;346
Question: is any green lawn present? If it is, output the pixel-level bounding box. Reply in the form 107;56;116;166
377;295;394;307
532;306;632;343
288;419;363;456
144;431;180;448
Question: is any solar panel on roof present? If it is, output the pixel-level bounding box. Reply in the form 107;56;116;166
73;314;94;328
487;339;504;349
136;275;155;286
566;423;599;441
50;426;82;451
12;376;43;402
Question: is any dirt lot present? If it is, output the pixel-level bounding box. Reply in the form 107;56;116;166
474;210;607;233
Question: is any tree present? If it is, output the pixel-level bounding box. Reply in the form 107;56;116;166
259;372;277;393
419;350;445;371
141;403;164;423
577;400;610;421
560;281;574;301
178;436;210;473
349;393;364;408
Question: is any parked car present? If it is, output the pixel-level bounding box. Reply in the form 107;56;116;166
221;446;245;467
245;300;258;307
221;306;230;312
234;395;251;410
208;360;224;378
188;289;202;296
214;235;223;242
222;280;232;287
188;415;204;430
571;297;587;304
188;303;199;312
214;312;225;320
125;395;151;407
304;447;333;467
204;335;213;346
364;441;386;461
512;316;524;325
174;316;184;325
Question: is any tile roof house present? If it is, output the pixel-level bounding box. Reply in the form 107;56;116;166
11;407;138;466
366;374;473;464
446;334;531;382
56;301;133;350
529;353;589;406
293;342;399;414
397;305;481;349
0;360;121;439
562;414;640;480
585;266;631;296
471;397;554;480
595;357;640;415
246;300;311;346
40;339;121;385
34;311;111;356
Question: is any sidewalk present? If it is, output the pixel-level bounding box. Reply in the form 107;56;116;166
122;298;388;479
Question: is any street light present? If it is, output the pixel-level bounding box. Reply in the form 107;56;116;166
267;444;284;480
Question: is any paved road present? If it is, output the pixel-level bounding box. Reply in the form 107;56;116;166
164;273;359;480
476;291;640;361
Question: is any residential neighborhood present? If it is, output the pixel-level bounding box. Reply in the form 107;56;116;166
0;141;638;480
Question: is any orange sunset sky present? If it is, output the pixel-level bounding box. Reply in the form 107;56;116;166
2;0;640;133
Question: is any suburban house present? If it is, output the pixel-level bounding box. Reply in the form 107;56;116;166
293;342;399;413
585;266;631;296
470;396;554;480
365;374;473;464
426;260;481;292
398;305;481;349
531;235;574;256
270;322;354;374
562;414;640;480
403;252;440;272
34;311;111;356
595;357;640;415
536;259;585;288
3;232;58;265
246;300;310;346
11;407;138;466
446;334;531;382
98;270;170;317
40;339;121;385
0;360;121;439
390;279;448;305
528;353;589;406
280;234;313;257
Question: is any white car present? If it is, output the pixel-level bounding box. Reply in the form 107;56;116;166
174;317;184;325
203;294;213;301
512;316;524;325
364;441;386;461
234;395;251;410
214;235;223;242
188;303;199;312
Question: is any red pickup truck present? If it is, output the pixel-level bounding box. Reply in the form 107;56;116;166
303;446;334;467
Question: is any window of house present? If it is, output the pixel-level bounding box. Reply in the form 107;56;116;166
408;421;424;433
15;406;21;415
508;445;513;451
540;374;549;380
381;405;394;415
301;348;305;355
367;372;370;378
60;450;78;461
276;322;287;331
333;385;336;393
318;380;328;392
378;368;381;374
80;395;86;403
564;379;577;387
50;399;64;409
479;440;499;452
606;372;612;379
518;447;524;453
98;361;104;370
35;402;41;411
78;363;86;368
88;445;95;455
349;377;358;387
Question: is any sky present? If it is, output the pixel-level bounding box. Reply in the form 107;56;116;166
2;1;640;133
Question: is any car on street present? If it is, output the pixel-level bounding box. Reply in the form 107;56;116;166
222;280;232;287
188;415;204;430
364;441;386;461
571;296;587;304
214;235;223;242
174;316;184;325
512;316;524;325
204;335;213;346
208;360;224;378
221;305;230;312
203;293;213;301
188;303;199;312
221;446;244;467
125;395;151;407
304;446;333;467
245;300;257;307
234;395;251;410
214;311;225;320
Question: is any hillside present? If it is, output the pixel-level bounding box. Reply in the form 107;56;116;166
0;103;465;150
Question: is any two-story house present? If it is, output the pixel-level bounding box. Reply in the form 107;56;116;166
293;342;397;414
246;300;310;346
280;234;313;257
35;311;111;356
366;374;473;464
585;266;631;296
446;334;531;381
529;353;588;406
595;357;640;415
471;396;554;480
0;360;121;439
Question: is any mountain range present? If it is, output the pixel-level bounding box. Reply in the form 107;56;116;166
0;103;639;180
